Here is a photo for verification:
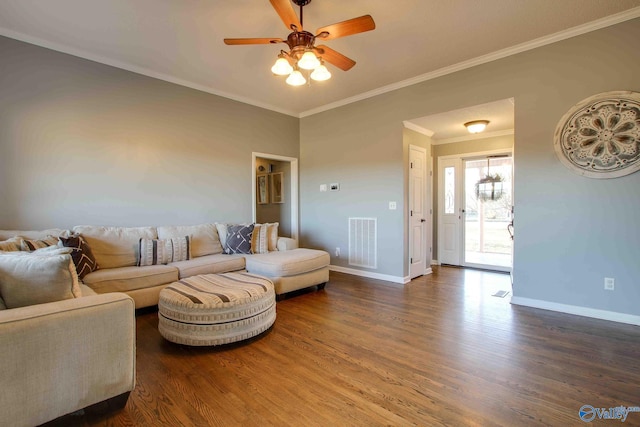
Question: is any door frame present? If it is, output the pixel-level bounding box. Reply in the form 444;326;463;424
437;148;513;269
252;152;299;241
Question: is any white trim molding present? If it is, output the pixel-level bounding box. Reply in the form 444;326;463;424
403;121;435;137
511;296;640;326
300;7;640;118
329;265;410;285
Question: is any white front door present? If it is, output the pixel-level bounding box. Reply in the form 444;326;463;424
438;157;462;265
409;145;428;278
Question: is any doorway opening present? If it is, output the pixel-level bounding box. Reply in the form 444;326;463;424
463;156;513;271
252;152;299;241
438;150;513;273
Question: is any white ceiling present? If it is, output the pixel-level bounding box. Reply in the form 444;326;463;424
1;0;639;123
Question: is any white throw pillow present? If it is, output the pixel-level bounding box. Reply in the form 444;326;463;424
0;251;82;309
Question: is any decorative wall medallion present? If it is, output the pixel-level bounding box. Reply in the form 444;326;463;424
553;91;640;179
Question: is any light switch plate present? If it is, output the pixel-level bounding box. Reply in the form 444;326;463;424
320;184;327;192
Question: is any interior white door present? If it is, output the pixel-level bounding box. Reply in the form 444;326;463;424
409;145;427;278
438;157;462;266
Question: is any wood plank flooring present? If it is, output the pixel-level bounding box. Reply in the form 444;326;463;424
45;267;640;426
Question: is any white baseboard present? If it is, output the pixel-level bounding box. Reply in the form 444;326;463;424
511;296;640;326
431;260;439;265
329;265;410;284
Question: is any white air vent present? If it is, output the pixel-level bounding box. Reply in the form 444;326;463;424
348;217;377;269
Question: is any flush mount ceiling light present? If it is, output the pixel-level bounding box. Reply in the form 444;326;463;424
224;0;375;86
465;120;490;134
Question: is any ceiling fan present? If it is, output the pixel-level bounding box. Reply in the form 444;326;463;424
224;0;375;86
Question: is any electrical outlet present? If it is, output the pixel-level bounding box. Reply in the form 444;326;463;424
335;247;340;257
604;277;615;291
389;201;397;210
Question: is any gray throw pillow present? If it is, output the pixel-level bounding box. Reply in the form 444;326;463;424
224;224;254;254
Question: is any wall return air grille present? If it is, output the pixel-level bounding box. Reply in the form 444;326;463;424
348;217;377;269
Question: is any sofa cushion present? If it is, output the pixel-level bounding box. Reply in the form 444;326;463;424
157;224;222;257
0;237;24;252
82;265;178;294
168;254;246;279
20;235;59;251
73;226;157;269
246;248;330;277
0;250;82;309
59;234;99;279
224;224;254;254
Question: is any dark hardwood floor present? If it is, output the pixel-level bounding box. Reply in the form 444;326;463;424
46;267;640;426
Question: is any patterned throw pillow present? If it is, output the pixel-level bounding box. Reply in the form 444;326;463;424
20;235;59;251
224;224;254;254
138;236;191;266
59;234;99;279
251;224;269;254
0;237;24;252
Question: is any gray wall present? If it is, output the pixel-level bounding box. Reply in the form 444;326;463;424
0;36;299;229
300;18;640;316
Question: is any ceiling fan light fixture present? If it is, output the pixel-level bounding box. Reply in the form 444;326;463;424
271;57;293;75
286;69;306;86
464;120;490;134
310;63;331;81
297;51;320;70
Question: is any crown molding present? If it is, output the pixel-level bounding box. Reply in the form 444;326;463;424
0;27;300;118
300;7;640;118
2;6;639;119
432;129;514;145
403;121;434;137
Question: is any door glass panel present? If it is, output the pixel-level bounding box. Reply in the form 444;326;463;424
444;166;455;214
464;157;513;269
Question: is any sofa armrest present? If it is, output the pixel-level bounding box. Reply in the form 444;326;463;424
276;237;299;251
0;293;136;427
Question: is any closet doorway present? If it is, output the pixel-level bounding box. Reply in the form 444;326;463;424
252;152;299;240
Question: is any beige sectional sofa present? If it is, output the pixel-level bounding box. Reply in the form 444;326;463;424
0;223;330;308
0;223;328;426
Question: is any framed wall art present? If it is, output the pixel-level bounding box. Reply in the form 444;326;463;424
257;174;269;205
270;172;284;204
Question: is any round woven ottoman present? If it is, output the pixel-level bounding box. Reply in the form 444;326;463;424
158;272;276;346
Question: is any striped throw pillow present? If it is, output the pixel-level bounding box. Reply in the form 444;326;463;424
138;236;191;266
251;224;269;254
20;235;59;251
0;237;24;252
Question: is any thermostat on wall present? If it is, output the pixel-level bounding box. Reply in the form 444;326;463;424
329;183;340;191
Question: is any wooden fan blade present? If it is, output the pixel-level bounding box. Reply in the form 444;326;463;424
224;38;283;45
316;45;356;71
316;15;375;41
269;0;302;31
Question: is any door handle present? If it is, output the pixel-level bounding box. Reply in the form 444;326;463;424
421;219;426;223
507;222;514;240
